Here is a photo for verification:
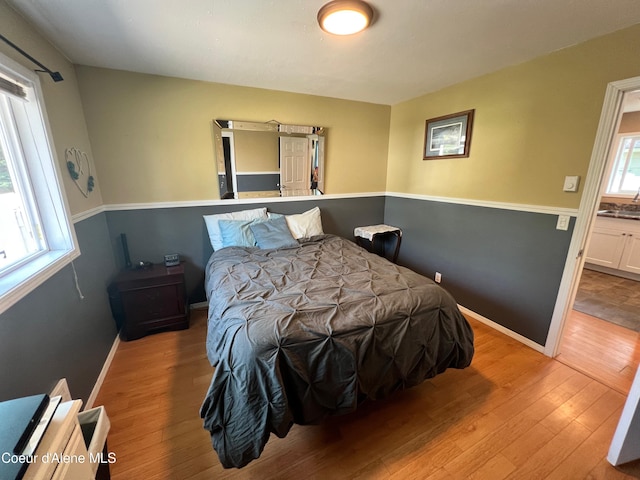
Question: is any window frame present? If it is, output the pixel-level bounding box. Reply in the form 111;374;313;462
605;132;640;196
0;51;79;315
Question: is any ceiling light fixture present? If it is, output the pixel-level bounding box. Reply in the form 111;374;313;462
317;0;374;36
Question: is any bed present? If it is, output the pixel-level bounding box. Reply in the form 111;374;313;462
199;215;474;468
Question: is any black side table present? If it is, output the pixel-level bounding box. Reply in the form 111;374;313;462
354;224;402;263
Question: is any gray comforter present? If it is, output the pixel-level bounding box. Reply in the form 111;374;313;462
200;235;474;468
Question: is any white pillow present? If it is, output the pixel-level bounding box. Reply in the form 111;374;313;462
204;207;268;250
285;207;324;239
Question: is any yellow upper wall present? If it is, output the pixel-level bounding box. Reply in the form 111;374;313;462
75;67;391;204
387;23;640;209
8;0;637;211
0;1;104;216
234;131;279;173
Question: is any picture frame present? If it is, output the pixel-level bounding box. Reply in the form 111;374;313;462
423;109;474;160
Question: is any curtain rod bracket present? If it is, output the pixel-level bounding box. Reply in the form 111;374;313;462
0;34;64;82
35;69;64;82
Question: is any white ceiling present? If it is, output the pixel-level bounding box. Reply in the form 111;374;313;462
8;0;640;105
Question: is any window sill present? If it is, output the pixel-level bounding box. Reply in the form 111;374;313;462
0;247;80;315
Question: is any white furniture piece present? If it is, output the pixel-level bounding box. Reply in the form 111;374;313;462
608;360;640;466
24;400;110;480
585;216;640;275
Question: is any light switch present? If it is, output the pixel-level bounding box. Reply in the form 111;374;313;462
563;175;580;192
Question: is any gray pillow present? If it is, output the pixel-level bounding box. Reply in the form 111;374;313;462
249;216;298;249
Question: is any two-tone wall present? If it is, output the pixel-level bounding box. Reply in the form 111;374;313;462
74;66;391;203
0;0;116;403
73;65;394;310
384;23;640;348
76;22;640;353
385;197;574;346
234;130;280;192
4;0;640;406
1;0;392;404
105;196;385;304
0;213;117;402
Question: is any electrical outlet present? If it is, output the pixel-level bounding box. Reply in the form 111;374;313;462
435;272;442;283
556;215;570;231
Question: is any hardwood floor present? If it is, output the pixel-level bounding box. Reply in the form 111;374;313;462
557;309;640;395
95;309;640;479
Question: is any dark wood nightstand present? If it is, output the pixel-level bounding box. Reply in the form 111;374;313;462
108;263;189;341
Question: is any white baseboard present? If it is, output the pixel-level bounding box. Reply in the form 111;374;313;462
190;301;208;310
85;334;120;410
458;305;545;354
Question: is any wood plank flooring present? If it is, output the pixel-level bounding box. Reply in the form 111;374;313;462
557;309;640;395
95;309;640;479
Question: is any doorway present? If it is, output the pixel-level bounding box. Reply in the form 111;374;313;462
552;84;640;395
279;136;311;194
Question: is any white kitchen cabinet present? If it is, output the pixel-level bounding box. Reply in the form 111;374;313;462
619;231;640;274
586;216;640;274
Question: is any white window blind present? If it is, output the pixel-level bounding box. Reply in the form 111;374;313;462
0;75;27;100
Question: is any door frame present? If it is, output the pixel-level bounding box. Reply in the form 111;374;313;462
545;75;640;357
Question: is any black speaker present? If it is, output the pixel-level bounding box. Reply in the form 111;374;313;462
120;233;132;269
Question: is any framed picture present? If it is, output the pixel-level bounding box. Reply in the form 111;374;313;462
423;109;474;160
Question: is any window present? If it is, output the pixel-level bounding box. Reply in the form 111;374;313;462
0;52;78;315
0;98;46;270
607;134;640;195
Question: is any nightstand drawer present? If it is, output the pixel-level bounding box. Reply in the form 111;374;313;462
120;283;184;320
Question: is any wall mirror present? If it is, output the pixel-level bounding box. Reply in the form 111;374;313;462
212;119;326;200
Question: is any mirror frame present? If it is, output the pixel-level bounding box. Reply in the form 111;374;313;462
213;119;326;200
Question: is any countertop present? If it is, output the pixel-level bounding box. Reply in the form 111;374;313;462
597;210;640;220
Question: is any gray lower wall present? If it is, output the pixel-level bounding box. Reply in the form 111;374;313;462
236;174;281;192
107;194;573;345
384;197;575;345
105;196;386;304
0;212;118;403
